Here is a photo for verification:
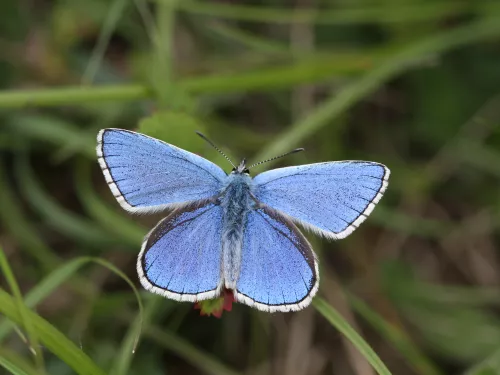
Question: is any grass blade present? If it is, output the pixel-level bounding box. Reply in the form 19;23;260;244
348;294;443;375
0;163;59;270
465;348;500;375
109;296;162;375
205;22;289;53
15;155;116;246
254;16;500;164
0;255;143;375
82;0;129;84
6;114;95;157
0;288;107;375
0;347;42;375
1;13;500;110
88;257;144;357
0;52;375;108
74;158;144;246
140;325;241;375
174;0;474;24
0;247;44;371
0;85;151;108
0;257;143;362
0;259;92;342
313;297;392;375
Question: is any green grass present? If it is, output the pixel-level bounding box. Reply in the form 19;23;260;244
1;0;500;374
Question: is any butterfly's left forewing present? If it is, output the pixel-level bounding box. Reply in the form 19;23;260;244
253;161;389;239
137;200;224;301
235;205;318;312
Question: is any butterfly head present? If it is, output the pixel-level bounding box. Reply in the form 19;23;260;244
232;159;250;175
195;131;303;176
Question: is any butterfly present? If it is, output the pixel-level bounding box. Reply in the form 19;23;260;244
96;129;390;312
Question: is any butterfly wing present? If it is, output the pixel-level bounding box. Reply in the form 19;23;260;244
253;161;389;239
137;200;223;301
235;205;318;312
97;128;227;213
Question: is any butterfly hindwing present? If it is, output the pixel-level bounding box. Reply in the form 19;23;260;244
97;129;227;213
235;205;319;312
253;161;390;239
137;200;223;301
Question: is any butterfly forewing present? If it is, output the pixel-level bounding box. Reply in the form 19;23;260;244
253;161;389;240
97;129;226;213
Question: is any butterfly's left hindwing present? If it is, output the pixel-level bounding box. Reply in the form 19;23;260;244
137;200;224;302
235;205;318;312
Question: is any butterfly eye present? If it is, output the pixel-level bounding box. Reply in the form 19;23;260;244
231;167;236;172
243;169;250;174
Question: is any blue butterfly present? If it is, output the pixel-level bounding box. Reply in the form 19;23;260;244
96;129;389;312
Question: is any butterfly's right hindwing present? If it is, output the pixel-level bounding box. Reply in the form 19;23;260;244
97;129;227;213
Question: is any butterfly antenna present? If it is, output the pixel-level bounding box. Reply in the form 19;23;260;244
248;148;305;169
195;131;236;168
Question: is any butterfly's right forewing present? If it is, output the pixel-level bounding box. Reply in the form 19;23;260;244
97;129;227;213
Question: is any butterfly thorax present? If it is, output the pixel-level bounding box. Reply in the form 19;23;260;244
219;173;255;290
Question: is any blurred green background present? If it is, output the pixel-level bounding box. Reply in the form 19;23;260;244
1;0;500;374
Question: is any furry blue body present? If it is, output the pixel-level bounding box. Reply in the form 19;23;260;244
219;173;255;289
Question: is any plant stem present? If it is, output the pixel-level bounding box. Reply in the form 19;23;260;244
0;85;151;108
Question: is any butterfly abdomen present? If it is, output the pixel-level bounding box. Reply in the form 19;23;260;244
220;174;254;290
